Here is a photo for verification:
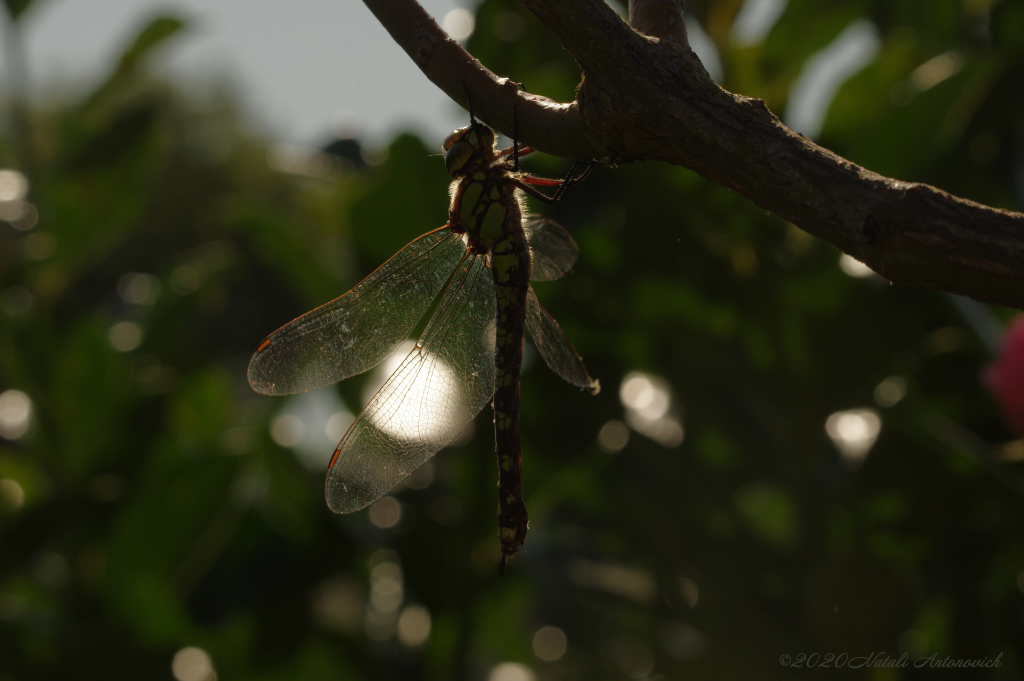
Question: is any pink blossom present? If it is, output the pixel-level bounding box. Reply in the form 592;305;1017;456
984;316;1024;436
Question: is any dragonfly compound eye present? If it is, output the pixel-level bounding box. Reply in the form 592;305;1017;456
442;128;467;152
445;140;476;177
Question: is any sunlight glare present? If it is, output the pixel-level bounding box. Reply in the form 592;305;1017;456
363;340;461;444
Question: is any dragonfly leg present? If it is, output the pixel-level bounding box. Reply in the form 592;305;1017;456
498;106;533;164
513;105;520;172
462;80;478;126
514;160;598;204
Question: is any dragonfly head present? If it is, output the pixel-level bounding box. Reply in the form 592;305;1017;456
443;123;495;178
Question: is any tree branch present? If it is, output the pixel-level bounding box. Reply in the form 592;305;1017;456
362;0;1024;310
629;0;687;45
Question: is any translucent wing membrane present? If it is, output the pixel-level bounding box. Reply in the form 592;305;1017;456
326;254;496;513
525;217;578;281
526;286;600;394
248;228;467;395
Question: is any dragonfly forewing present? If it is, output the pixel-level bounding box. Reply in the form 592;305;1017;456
248;228;467;395
326;253;497;513
525;286;600;394
525;217;579;282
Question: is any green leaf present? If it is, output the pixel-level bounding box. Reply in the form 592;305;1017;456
81;14;187;115
120;15;186;70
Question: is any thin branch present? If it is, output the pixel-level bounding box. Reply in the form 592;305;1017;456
361;0;1024;310
361;0;593;158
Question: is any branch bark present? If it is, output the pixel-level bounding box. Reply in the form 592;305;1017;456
362;0;1024;310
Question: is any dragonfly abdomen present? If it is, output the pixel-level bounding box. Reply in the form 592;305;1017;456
488;187;532;574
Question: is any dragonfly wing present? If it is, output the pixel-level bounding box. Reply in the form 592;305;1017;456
326;253;496;513
525;286;599;394
525;217;578;281
248;227;467;395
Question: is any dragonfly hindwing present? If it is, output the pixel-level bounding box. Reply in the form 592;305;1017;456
525;217;578;281
525;286;600;394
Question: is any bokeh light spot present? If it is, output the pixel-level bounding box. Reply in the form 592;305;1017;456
488;662;535;681
310;577;363;634
0;390;32;440
619;372;684;447
270;414;304;447
107;322;144;352
369;496;402;529
118;273;162;305
0;479;25;510
874;376;907;407
532;625;567;661
911;51;961;91
679;576;700;607
0;169;28;201
169;262;204;295
21;232;55;260
825;408;881;467
839;253;875;278
443;8;475;40
326;410;354;442
172;647;216;681
597;420;629;453
397;604;432;647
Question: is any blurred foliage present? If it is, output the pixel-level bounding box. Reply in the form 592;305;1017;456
2;1;1024;680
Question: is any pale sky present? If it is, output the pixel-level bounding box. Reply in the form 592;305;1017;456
15;0;469;148
8;0;875;150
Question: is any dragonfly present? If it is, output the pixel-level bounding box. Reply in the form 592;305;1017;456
248;113;599;574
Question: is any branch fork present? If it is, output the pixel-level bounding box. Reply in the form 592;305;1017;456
362;0;1024;310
